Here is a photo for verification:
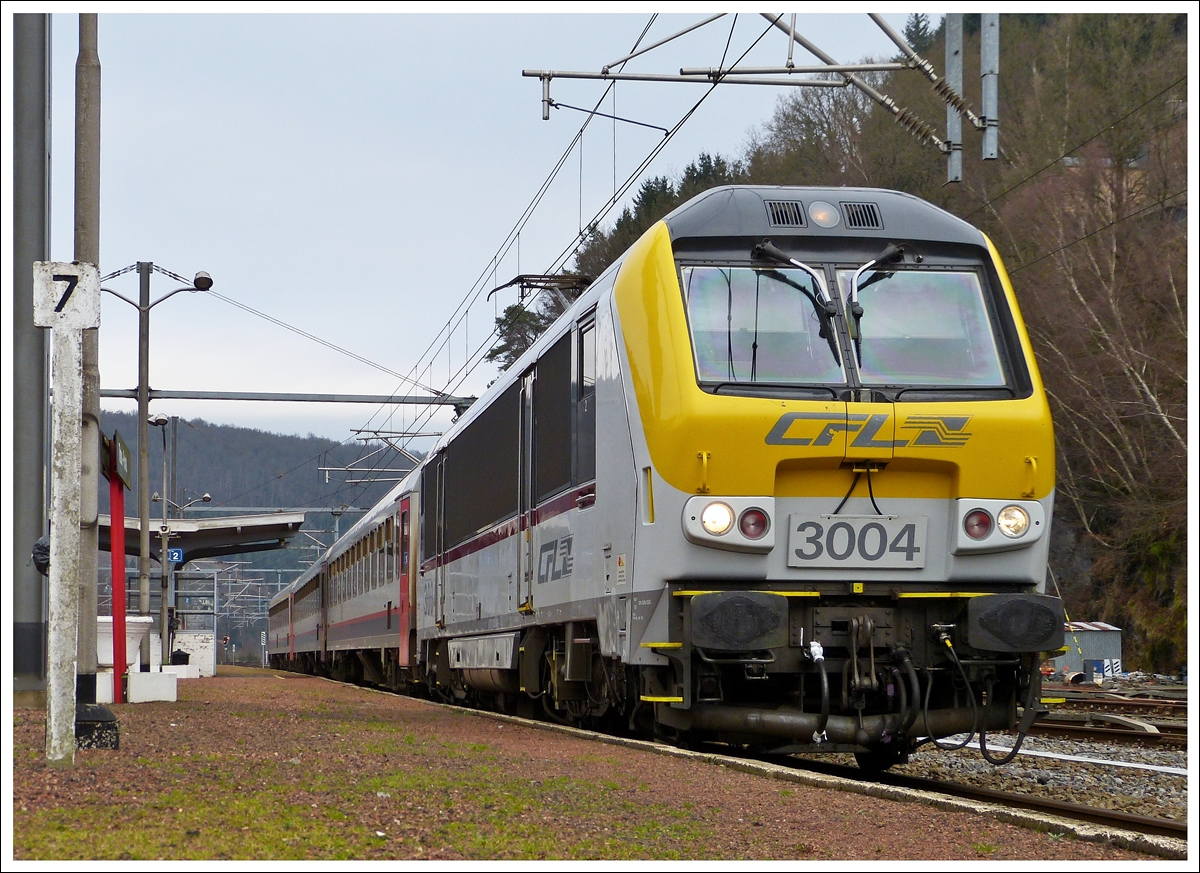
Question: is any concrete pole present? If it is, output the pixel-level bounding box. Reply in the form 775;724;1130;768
170;416;178;515
160;425;171;666
46;328;85;766
981;14;1000;160
13;13;52;705
75;12;101;703
137;262;152;669
945;14;963;184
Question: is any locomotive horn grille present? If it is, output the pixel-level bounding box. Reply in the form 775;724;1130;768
840;202;883;229
764;200;806;228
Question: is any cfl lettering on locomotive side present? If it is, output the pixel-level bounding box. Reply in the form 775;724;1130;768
269;187;1064;771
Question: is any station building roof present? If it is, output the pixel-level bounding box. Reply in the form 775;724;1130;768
99;512;305;569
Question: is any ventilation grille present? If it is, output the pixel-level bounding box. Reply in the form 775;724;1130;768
764;200;806;228
841;202;883;229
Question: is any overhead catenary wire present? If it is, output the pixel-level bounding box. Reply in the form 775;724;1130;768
357;15;667;440
376;17;786;472
1009;187;1186;275
358;16;663;441
203;288;444;397
326;17;674;497
322;16;790;495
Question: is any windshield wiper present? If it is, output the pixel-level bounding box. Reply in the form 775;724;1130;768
848;243;919;365
752;239;841;366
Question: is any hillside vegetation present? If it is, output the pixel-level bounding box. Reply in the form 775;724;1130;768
98;409;399;572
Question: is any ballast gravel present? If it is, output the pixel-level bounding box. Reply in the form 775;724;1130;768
881;731;1188;822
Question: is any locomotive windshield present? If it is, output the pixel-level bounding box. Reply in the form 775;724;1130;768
836;268;1006;387
682;266;845;387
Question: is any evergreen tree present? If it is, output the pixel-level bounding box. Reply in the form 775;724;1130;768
903;13;934;54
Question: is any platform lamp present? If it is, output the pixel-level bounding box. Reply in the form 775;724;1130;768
100;264;212;670
149;412;173;667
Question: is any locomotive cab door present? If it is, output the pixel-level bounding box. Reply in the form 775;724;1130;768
398;498;415;666
517;368;536;613
431;452;448;628
319;567;327;662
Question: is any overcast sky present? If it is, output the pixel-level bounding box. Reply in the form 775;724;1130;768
39;10;927;447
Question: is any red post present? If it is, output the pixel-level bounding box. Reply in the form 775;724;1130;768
109;440;127;704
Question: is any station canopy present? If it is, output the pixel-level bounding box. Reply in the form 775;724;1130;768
99;512;306;570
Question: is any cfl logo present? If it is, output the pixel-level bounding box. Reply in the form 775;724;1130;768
537;535;575;584
765;412;971;448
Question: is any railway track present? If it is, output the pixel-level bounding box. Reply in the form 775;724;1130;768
1042;685;1188;720
765;756;1188;842
1030;712;1187;748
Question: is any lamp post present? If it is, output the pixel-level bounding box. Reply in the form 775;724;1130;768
101;264;211;669
161;491;212;518
331;504;347;541
171;486;211;515
149;413;172;666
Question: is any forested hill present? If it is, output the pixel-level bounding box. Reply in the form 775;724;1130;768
98;410;404;568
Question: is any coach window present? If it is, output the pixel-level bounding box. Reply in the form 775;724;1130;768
401;511;410;574
378;526;386;588
443;382;519;548
371;530;376;590
386;517;395;584
575;313;597;484
535;332;573;502
421;452;444;563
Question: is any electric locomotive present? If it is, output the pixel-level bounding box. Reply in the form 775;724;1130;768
270;186;1063;770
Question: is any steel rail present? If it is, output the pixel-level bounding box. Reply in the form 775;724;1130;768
765;756;1188;841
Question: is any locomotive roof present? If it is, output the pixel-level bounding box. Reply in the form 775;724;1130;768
662;186;984;249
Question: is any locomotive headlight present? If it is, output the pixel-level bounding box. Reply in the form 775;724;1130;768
997;505;1030;538
964;509;993;540
700;502;735;536
808;200;841;228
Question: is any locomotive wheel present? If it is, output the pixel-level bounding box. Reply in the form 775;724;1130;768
854;744;907;773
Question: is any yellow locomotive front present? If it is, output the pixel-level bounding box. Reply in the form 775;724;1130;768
614;187;1063;768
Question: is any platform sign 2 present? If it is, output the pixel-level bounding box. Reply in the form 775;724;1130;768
33;261;101;330
167;548;185;565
